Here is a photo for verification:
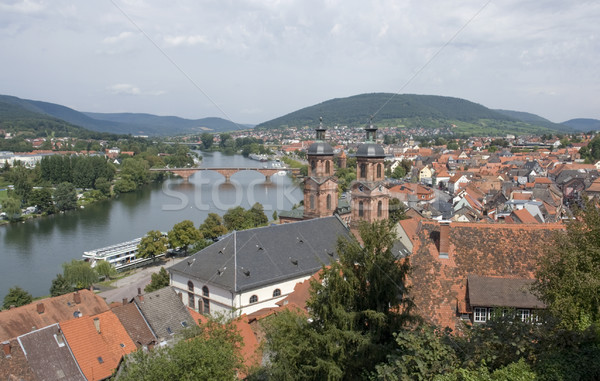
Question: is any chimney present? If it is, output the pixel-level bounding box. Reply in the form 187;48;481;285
93;317;101;334
137;287;142;295
73;291;81;304
122;298;128;306
439;221;450;258
37;303;45;314
138;294;144;302
2;341;11;357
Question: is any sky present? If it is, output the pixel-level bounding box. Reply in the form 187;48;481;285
0;0;599;125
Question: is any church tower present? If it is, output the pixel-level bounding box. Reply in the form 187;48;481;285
350;123;390;225
303;119;338;219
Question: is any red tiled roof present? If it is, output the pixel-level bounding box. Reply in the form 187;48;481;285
0;290;109;342
511;209;539;224
61;310;136;381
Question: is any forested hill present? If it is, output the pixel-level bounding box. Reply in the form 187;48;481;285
561;118;600;132
0;95;248;136
257;93;574;136
0;97;118;140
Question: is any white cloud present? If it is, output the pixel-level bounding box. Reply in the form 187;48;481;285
0;0;45;14
107;84;164;96
102;31;134;44
164;34;208;46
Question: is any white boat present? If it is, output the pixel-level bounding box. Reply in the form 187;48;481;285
82;233;167;269
275;170;287;176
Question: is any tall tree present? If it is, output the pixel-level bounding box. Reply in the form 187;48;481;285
95;260;116;280
1;197;22;221
223;206;253;231
263;220;415;380
138;230;168;259
199;213;228;240
534;201;600;330
29;188;55;214
62;259;98;289
49;274;74;297
201;133;214;150
3;286;33;309
168;220;202;255
248;202;268;227
54;182;78;211
145;267;171;293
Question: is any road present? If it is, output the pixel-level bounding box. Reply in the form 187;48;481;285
97;256;187;305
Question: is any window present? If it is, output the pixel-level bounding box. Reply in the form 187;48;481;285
326;161;331;175
311;160;316;172
273;289;281;297
188;292;195;309
202;286;209;298
474;307;488;323
377;200;382;218
327;194;331;210
517;309;530;322
358;201;364;218
249;295;258;304
187;281;194;292
360;163;366;179
310;195;315;209
203;298;210;314
377;163;382;179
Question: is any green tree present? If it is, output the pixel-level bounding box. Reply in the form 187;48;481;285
8;165;32;203
54;182;78;211
201;133;214;150
49;274;74;297
272;210;278;221
138;230;168;259
223;206;253;231
29;188;55;214
388;198;408;224
94;177;111;197
145;267;171;293
263;220;415;380
199;213;228;240
1;197;22;221
62;259;98;289
447;141;459;150
390;165;406;179
534;201;600;330
248;202;268;227
113;176;137;193
95;260;116;280
117;318;245;380
168;220;202;255
121;158;149;186
2;286;33;309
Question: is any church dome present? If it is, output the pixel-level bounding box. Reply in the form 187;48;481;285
356;143;385;158
307;141;334;156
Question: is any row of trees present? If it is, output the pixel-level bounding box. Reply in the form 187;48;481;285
40;155;116;188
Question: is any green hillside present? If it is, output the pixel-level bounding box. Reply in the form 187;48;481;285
256;93;572;136
561;118;600;132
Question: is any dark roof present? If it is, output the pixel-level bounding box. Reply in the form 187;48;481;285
169;216;351;293
111;303;157;347
468;275;545;309
278;207;304;220
356;143;385;158
307;142;333;156
17;324;85;381
134;287;194;342
0;338;37;381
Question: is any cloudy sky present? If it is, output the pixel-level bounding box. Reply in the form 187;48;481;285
0;0;598;124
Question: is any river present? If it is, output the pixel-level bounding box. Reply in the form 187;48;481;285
0;151;303;301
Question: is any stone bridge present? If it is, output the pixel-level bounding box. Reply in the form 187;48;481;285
149;167;299;182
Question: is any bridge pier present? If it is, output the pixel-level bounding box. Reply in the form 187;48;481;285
264;175;271;183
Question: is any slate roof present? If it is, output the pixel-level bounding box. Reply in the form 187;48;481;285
169;216;352;293
111;303;156;348
60;310;136;381
0;290;109;342
17;323;85;381
0;338;37;381
307;142;334;156
133;286;195;342
356;143;385;158
467;275;545;309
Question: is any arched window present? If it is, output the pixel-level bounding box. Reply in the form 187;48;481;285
273;289;281;297
187;281;194;292
377;163;382;179
311;160;316;172
249;295;258;304
310;195;315;209
202;286;209;298
358;201;364;218
360;163;366;179
326;160;331;175
188;293;195;309
377;200;383;218
327;194;332;210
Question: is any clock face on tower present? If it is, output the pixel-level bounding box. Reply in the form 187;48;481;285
358;184;364;192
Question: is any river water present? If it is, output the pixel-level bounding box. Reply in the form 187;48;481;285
0;151;303;301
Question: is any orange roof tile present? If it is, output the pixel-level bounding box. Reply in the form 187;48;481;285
512;209;539;224
61;311;136;381
0;290;109;342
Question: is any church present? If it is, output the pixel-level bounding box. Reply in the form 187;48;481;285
169;121;392;316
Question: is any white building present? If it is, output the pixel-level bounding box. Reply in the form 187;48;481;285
168;216;351;317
